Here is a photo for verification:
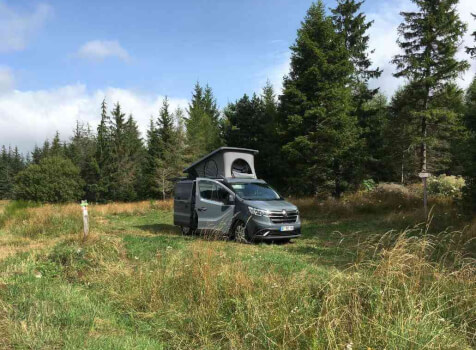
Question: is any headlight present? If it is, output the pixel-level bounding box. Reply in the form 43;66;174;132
248;206;270;216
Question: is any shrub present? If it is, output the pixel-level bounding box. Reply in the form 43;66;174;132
427;175;465;198
362;179;377;192
14;157;84;203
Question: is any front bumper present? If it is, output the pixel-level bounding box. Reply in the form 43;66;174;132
245;215;302;241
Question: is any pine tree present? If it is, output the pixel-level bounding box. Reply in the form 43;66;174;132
107;104;144;201
331;0;383;181
94;99;113;201
174;107;187;160
466;14;476;58
385;85;423;183
279;1;361;197
141;117;161;198
392;0;469;175
67;121;99;201
158;97;175;155
31;145;43;164
186;82;222;160
462;76;476;209
360;93;391;181
331;0;381;83
259;81;281;185
154;98;182;199
0;146;25;199
50;131;63;157
223;93;264;151
0;146;11;199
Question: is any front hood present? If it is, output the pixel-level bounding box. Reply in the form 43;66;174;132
243;199;297;212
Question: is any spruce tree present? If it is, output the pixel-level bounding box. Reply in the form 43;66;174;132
155;98;184;199
259;81;281;184
67;122;98;201
142;117;161;198
107;103;144;201
158;97;175;155
0;146;12;198
462;77;476;209
279;1;361;196
94;99;113;201
466;14;476;58
50;131;63;157
392;0;469;175
385;85;424;183
223;93;265;151
331;0;381;83
186;82;222;160
332;0;383;181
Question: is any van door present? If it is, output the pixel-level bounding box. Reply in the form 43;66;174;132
195;179;235;233
173;181;194;227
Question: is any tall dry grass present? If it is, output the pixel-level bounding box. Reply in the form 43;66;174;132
79;232;475;349
90;200;173;216
0;200;174;238
0;193;474;348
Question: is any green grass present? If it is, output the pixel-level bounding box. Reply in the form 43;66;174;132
0;197;474;349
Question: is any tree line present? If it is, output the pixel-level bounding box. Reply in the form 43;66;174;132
1;0;476;209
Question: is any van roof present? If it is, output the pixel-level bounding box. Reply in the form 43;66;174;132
183;147;259;173
224;178;266;184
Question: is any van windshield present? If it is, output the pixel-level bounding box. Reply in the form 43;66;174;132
230;183;281;201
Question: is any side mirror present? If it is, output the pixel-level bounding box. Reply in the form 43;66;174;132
227;194;235;205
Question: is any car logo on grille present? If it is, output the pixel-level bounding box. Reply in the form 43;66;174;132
282;210;287;217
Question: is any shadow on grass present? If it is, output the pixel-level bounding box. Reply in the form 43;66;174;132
285;243;357;268
135;224;181;235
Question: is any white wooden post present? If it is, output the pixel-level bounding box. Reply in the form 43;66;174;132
419;172;430;219
81;200;89;240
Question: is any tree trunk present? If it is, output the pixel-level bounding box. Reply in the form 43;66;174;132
401;150;404;184
421;116;427;172
421;86;430;173
162;173;166;200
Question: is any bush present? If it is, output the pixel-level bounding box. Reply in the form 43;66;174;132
14;157;84;203
427;175;465;198
362;179;377;192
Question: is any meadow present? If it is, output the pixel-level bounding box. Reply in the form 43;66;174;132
0;187;474;349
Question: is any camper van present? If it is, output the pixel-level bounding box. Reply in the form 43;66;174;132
173;147;301;243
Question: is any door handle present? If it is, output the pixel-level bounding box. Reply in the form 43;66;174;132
197;207;207;212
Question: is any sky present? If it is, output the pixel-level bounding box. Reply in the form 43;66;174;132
0;0;475;153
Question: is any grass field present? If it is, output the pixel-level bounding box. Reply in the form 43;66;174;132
0;190;475;349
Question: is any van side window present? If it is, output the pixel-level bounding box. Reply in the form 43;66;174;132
175;182;192;200
199;181;214;200
199;181;229;204
213;186;229;203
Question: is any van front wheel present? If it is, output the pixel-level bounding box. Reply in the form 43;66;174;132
233;221;250;244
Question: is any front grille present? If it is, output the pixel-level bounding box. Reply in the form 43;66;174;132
269;210;298;224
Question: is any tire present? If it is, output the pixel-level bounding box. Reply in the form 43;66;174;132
182;214;198;236
181;226;194;236
233;221;251;244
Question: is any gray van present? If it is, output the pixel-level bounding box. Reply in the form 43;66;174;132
173;147;301;243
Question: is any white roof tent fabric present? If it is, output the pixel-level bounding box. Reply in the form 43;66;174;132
184;147;259;180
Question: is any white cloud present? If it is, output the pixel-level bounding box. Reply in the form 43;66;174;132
366;0;415;96
455;0;476;89
367;0;476;96
0;2;53;52
257;51;291;93
76;40;130;62
0;66;14;92
0;84;188;153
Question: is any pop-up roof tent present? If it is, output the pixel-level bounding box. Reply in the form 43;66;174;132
184;147;259;179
